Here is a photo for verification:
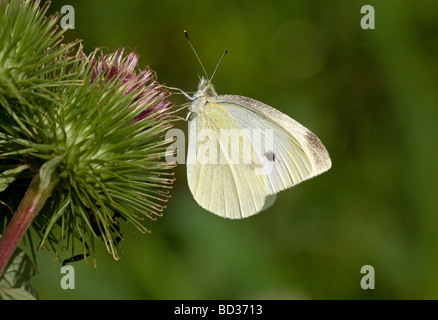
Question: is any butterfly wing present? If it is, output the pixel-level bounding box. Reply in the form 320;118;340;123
187;102;269;218
214;95;331;195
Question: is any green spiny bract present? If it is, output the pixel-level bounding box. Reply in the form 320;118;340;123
0;0;79;105
0;1;176;263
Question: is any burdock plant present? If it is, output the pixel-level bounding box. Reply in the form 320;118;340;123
0;0;176;298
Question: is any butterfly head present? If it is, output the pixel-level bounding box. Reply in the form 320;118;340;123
193;77;217;100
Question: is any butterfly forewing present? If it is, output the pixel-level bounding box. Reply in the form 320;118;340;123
214;95;331;195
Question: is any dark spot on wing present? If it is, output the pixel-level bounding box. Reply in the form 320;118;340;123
265;151;276;162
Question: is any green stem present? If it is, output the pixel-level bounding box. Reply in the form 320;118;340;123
0;171;59;278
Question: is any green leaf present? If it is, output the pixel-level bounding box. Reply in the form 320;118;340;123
0;287;36;300
39;155;63;190
0;243;37;300
0;164;30;192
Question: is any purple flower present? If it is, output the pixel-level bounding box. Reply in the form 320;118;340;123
91;48;173;122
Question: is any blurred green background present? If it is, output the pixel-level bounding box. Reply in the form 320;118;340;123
26;0;438;299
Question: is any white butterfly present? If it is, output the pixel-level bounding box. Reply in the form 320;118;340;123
182;32;331;219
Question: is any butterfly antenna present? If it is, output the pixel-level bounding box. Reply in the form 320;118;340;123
210;49;228;83
184;30;209;80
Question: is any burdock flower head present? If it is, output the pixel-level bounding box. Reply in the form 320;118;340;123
0;2;176;283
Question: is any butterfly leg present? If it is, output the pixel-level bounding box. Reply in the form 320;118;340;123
163;86;194;100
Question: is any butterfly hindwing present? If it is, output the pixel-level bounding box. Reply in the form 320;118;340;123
187;102;269;218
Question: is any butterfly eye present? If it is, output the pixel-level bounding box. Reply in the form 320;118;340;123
200;82;208;90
